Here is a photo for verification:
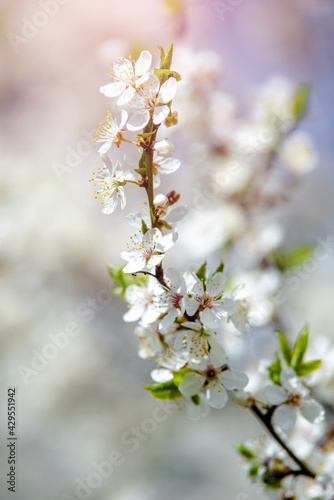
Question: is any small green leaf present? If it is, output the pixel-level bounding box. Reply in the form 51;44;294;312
108;265;144;297
269;243;314;271
268;354;282;385
249;464;259;478
141;219;149;235
154;68;181;84
295;359;321;376
173;367;194;386
276;331;292;365
144;380;182;400
291;324;309;369
135;130;156;140
135;167;147;177
195;261;207;285
157;45;166;67
293;84;310;120
236;444;256;460
191;395;200;405
158;42;174;70
213;260;224;275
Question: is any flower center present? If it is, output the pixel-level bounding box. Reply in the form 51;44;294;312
170;292;182;308
287;392;302;407
199;292;213;309
205;366;218;381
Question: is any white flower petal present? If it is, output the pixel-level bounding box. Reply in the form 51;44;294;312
141;304;161;324
179;373;204;397
184;297;199;317
134;50;152;77
208;341;228;367
153;105;170;125
207;272;227;296
200;308;221;330
206;383;228;409
167;205;189;223
300;399;325;424
273;405;297;431
127;110;150;131
151;368;173;383
100;81;125;97
123;304;144;322
159;77;177;103
113;57;133;79
117;86;135;106
158;231;178;252
156;157;181;174
221;370;248;391
264;384;287;406
102;193;118;214
160;308;178;331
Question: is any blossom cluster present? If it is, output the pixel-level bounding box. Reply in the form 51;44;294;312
90;45;332;500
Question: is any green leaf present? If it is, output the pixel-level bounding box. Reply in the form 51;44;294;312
157;45;166;67
191;395;200;405
158;43;174;70
290;324;309;369
213;260;224;275
141;219;149;235
249;464;259;478
276;331;292;365
268;354;282;385
134;167;147;177
144;380;182;400
236;444;256;460
173;367;194;386
195;261;207;285
108;265;144;297
269;243;314;271
295;359;321;376
135;130;156;140
293;84;310;120
154;68;181;84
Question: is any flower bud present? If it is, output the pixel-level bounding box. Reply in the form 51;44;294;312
154;194;168;208
154;139;175;158
234;391;254;408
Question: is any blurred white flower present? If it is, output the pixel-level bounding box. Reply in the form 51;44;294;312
265;369;325;431
89;157;126;214
94;109;128;155
100;50;152;106
154;139;175;157
121;228;178;273
279;131;318;174
127;75;177;131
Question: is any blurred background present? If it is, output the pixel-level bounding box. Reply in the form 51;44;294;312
1;0;334;499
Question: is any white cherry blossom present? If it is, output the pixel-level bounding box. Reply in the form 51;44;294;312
184;271;238;329
89;156;126;214
121;228;178;273
155;267;187;331
127;74;177;131
135;323;164;360
123;276;164;324
154;139;175;157
173;321;222;369
265;370;325;431
178;348;248;409
94;109;128;155
100;50;152;106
